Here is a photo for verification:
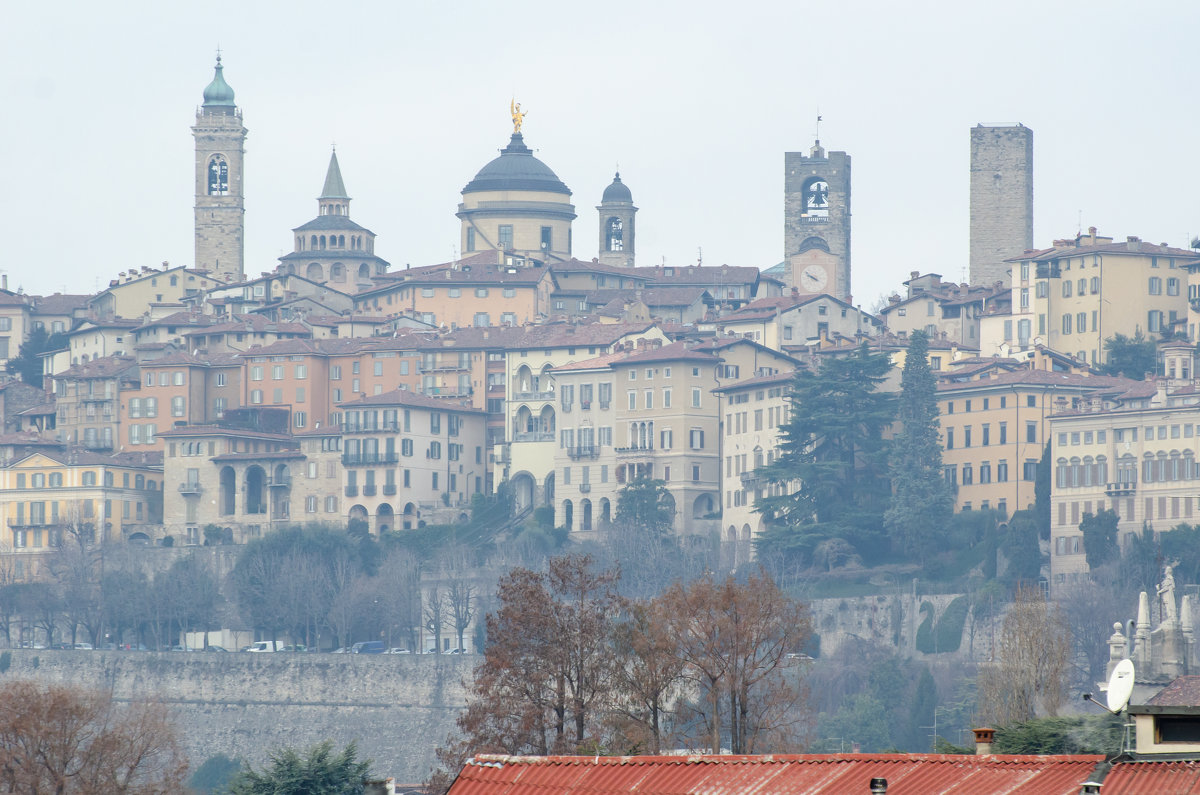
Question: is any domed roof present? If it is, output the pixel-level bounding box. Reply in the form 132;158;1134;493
202;56;236;107
463;133;570;195
601;172;633;203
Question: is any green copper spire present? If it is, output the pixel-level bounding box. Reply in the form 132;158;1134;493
202;55;236;108
321;150;349;199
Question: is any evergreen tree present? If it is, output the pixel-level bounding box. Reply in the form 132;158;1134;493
5;327;66;389
1100;331;1158;378
229;740;370;795
1079;509;1119;570
614;477;675;537
1034;441;1052;540
884;330;953;563
756;345;896;564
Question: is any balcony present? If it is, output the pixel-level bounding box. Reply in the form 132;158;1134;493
615;445;654;455
423;386;473;398
1035;263;1061;279
580;401;592;411
740;471;763;488
345;485;358;497
1105;481;1136;497
81;440;113;452
178;482;203;496
493;446;511;464
342;422;399;434
579;483;591;494
383;484;397;496
598;402;610;411
342;452;400;466
362;485;377;497
512;390;555;402
267;475;292;489
514;431;555;443
420;363;470;374
568;447;599;460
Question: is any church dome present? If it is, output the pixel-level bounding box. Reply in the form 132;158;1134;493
463;133;570;195
202;57;236;107
601;172;632;203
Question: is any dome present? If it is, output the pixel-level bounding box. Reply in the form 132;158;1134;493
463;133;570;195
202;57;236;107
601;172;632;203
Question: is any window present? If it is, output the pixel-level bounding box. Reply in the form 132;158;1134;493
663;388;672;408
498;225;513;249
946;428;954;449
473;312;490;327
689;428;705;449
272;365;284;380
503;288;516;298
475;287;489;298
1150;276;1163;295
251;366;263;381
1149;310;1164;333
644;390;653;409
540;226;552;252
216;372;227;387
997;461;1008;482
250;389;263;404
466;228;476;252
1063;281;1072;298
1077;312;1087;333
401;439;413;456
171;396;185;417
692;388;701;408
1036;281;1048;298
627;390;636;410
1026;422;1037;443
1169;277;1181;296
331;365;342;380
1062;314;1072;334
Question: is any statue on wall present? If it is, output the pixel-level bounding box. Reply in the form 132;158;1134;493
1159;565;1178;624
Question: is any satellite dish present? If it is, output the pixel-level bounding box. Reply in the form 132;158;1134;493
1107;659;1135;712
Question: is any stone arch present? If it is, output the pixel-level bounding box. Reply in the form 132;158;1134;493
219;466;236;515
514;405;535;437
606;217;624;252
330;263;346;282
543;472;555;506
338;235;345;248
599;497;611;526
511;472;536;513
358;263;370;281
661;491;676;525
311;234;318;248
320;235;327;250
515;364;535;394
402;502;417;530
580;499;592;532
539;405;556;435
245;465;267;514
306;263;324;281
692;493;716;518
796;235;831;253
376;503;394;534
561;499;574;532
128;531;152;545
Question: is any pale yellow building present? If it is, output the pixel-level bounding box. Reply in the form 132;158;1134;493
1000;229;1192;366
0;448;163;581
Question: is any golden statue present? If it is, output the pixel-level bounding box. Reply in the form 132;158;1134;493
510;99;526;134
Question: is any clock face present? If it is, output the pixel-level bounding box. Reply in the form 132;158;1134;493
800;264;829;292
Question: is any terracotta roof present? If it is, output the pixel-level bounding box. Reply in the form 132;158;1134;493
447;753;1105;795
31;294;89;315
211;450;306;462
615;340;720;366
1008;240;1195;262
549;258;655;280
5;448;163;469
579;287;710;307
15;402;56;416
636;264;761;287
156;425;295;442
1101;759;1200;793
551;352;630;373
360;251;552;293
712;370;797;392
141;351;241;368
937;370;1132;393
337;388;482;412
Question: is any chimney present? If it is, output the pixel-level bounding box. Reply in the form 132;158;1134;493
869;779;888;795
973;727;995;755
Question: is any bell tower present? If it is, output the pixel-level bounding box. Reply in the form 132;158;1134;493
784;139;851;301
597;172;637;268
193;55;246;282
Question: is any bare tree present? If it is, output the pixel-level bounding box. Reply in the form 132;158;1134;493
659;570;811;753
977;586;1070;726
423;584;447;654
441;545;477;652
1055;566;1135;688
610;597;685;753
0;680;187;793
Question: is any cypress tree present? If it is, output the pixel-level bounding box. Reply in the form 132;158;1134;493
884;330;953;564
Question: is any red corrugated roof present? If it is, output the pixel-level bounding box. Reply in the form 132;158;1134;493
447;753;1105;795
1103;760;1200;793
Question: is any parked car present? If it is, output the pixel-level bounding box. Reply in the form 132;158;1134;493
74;642;94;651
350;641;385;654
386;647;412;654
280;645;307;653
331;647;351;654
204;645;229;652
246;641;280;653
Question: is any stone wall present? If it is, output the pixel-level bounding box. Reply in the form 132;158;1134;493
1;650;472;786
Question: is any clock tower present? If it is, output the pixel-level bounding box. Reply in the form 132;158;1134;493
784;139;851;301
193;55;246;283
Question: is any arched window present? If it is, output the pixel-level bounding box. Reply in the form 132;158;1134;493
207;155;229;195
311;235;318;248
606;217;624;252
306;263;324;281
804;179;829;217
338;235;345;248
320;236;327;250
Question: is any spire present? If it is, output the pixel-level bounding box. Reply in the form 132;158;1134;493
321;149;349;199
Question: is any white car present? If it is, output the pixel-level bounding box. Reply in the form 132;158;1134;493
387;647;412;654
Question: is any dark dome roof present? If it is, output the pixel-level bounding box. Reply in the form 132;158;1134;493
463;133;570;195
202;57;236;107
601;172;632;203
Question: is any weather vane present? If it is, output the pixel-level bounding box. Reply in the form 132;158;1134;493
510;98;526;134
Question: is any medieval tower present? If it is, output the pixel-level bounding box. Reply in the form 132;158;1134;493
193;56;247;282
784;141;851;302
969;124;1033;287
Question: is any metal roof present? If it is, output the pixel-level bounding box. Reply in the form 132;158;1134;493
447;753;1106;795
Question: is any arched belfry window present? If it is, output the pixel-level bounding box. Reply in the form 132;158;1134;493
804;179;829;217
606;217;624;252
208;155;229;196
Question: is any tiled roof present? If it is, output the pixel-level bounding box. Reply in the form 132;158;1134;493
30;294;91;315
549;258;655;280
636;264;761;286
5;448;163;469
447;753;1105;795
712;370;797;392
337;388;482;413
292;215;370;233
56;355;138;380
156;425;295;442
141;351;241;368
360;251;551;293
211;450;306;462
937;370;1132;393
1007;240;1195;262
615;340;720;366
1101;760;1200;793
1144;675;1200;707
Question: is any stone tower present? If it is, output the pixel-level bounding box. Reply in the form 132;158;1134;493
193;56;246;282
970;124;1033;287
784;141;851;301
597;172;637;267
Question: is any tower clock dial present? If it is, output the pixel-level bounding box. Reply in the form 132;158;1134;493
800;264;829;292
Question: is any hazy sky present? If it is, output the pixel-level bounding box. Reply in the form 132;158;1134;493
4;1;1198;308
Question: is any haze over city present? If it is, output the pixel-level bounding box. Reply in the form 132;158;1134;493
5;0;1198;301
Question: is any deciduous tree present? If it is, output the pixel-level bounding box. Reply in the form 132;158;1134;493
977;587;1069;726
0;680;186;793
